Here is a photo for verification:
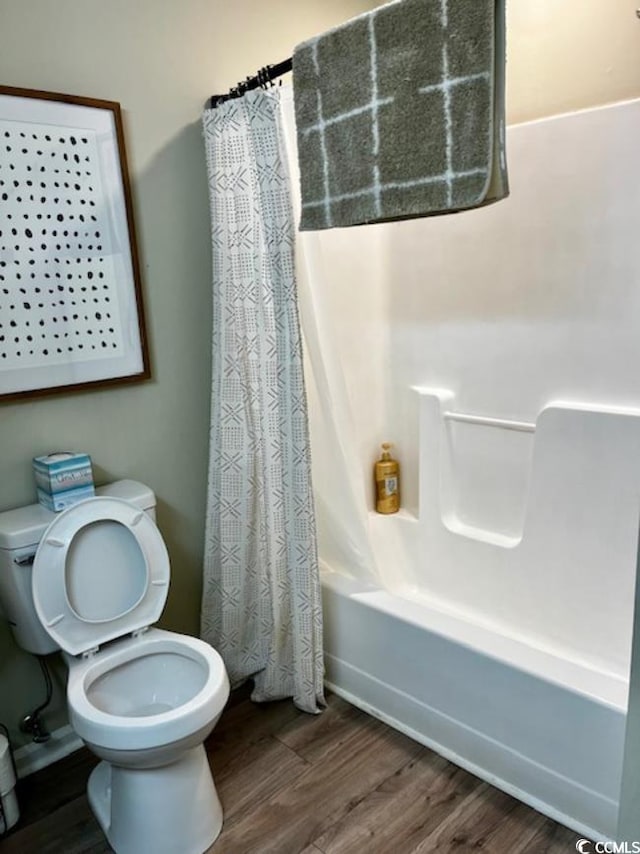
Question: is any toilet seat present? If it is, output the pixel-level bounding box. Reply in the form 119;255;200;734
32;497;170;656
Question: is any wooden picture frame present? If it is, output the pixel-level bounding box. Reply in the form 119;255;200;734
0;86;150;402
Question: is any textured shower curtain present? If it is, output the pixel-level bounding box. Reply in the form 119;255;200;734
201;90;324;714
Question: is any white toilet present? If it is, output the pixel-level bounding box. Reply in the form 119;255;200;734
0;480;230;854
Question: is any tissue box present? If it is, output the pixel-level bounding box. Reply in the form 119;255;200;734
33;452;95;512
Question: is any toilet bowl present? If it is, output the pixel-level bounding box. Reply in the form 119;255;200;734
29;494;230;854
67;629;227;763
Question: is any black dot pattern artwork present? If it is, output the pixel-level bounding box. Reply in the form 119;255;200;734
0;120;123;368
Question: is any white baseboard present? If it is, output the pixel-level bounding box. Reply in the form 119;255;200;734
14;724;83;779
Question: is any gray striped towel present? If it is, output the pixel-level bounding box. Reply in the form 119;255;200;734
292;0;507;230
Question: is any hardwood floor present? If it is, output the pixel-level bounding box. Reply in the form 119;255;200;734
1;687;585;854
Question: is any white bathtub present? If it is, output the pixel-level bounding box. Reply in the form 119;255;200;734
321;566;626;842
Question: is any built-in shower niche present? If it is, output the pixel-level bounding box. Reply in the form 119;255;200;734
440;410;535;547
416;388;640;677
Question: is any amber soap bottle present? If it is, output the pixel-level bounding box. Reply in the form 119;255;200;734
375;443;400;514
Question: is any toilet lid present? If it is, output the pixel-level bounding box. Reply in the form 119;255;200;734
32;497;170;656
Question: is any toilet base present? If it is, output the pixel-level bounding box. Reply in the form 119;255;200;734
87;745;223;854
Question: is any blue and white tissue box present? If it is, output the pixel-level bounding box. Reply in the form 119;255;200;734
33;452;95;512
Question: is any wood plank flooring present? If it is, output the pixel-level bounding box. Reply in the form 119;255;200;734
1;686;586;853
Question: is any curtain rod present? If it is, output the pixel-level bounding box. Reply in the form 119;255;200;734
208;58;293;109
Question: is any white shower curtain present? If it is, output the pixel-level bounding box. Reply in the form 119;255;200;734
279;88;380;587
201;89;324;714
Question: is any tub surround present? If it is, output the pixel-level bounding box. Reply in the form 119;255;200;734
313;99;640;843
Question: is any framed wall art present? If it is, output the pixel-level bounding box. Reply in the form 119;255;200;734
0;86;150;402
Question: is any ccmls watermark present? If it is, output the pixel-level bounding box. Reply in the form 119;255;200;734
576;840;640;853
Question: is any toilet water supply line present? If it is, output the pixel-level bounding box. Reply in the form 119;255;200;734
20;656;53;744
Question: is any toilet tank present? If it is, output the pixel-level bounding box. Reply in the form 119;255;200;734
0;480;157;655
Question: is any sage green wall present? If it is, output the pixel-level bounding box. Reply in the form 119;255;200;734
0;0;380;748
